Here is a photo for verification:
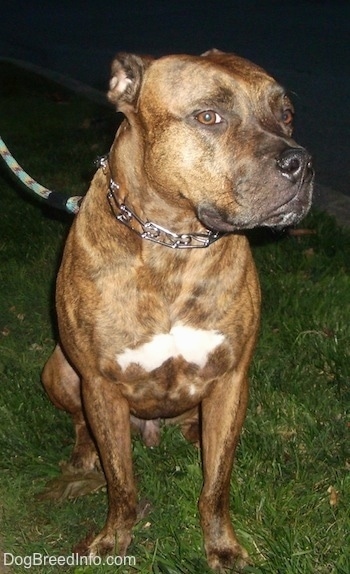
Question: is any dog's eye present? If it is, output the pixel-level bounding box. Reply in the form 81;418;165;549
195;110;223;125
282;108;294;126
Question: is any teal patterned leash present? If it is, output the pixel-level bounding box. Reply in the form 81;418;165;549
0;136;82;214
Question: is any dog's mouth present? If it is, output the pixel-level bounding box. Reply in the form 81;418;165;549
198;179;314;232
260;191;312;228
258;179;314;229
197;205;239;232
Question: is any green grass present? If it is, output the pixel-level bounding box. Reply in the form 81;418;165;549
0;62;349;573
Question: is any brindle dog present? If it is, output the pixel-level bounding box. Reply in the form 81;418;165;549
42;49;313;571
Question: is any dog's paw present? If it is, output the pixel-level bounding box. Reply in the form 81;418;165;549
73;527;132;558
207;543;250;573
73;531;115;557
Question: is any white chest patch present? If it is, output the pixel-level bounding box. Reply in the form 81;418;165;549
116;324;225;372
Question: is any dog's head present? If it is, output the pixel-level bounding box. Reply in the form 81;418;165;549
107;50;313;232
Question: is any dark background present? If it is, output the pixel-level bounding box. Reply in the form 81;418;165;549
1;0;349;196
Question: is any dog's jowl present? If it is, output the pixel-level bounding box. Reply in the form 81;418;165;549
42;49;313;572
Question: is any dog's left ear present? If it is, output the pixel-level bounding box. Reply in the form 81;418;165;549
107;53;154;111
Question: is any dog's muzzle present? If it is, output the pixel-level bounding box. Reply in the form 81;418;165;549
197;146;314;232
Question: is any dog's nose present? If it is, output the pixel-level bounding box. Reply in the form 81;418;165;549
276;148;313;183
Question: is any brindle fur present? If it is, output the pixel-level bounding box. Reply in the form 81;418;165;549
42;50;313;572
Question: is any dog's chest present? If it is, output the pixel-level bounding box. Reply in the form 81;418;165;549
93;251;241;404
65;239;253;412
116;324;225;372
113;322;230;416
99;253;231;379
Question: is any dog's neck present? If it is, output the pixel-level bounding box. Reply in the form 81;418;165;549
97;155;224;250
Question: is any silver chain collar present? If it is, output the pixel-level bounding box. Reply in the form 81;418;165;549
98;156;224;249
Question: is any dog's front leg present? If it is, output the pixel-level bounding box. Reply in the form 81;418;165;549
199;366;251;573
77;375;137;557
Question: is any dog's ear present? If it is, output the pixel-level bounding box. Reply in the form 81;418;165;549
107;53;154;110
201;48;224;57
